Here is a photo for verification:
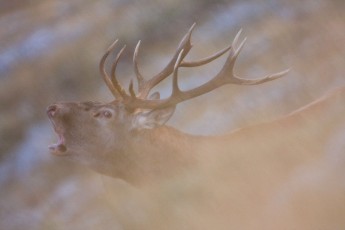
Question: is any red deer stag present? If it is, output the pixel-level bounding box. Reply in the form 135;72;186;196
47;24;288;185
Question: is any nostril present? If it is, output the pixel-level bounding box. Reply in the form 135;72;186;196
47;105;58;117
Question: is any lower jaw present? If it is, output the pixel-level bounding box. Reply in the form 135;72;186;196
49;143;68;155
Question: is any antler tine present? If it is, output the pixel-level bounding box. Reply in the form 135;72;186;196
179;28;238;68
180;44;232;67
133;40;144;86
128;79;136;98
110;45;130;98
99;39;123;99
172;49;185;94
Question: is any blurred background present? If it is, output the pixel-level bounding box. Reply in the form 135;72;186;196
0;0;344;229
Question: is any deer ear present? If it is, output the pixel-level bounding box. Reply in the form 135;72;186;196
133;106;175;130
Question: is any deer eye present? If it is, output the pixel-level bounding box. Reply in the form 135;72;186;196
103;110;112;118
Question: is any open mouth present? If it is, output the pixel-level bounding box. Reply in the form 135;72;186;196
48;130;67;154
47;106;68;155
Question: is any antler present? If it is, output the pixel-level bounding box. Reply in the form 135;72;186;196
100;24;289;110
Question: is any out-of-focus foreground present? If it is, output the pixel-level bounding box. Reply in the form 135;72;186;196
0;0;344;229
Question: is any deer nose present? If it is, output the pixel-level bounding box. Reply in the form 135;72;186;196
46;104;58;117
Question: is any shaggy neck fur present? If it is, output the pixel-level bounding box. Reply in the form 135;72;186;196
98;125;206;185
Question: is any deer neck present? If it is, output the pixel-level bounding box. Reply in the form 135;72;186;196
101;125;205;185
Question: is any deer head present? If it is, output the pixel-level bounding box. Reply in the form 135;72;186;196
47;24;288;182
